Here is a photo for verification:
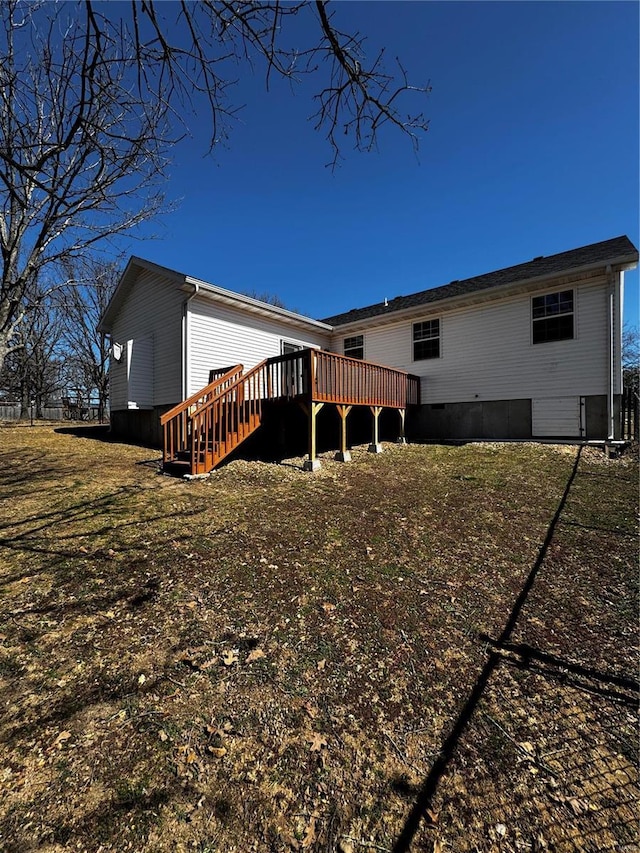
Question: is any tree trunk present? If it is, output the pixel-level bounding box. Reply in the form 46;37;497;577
19;381;30;420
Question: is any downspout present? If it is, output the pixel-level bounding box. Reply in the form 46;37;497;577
606;264;615;440
182;282;200;400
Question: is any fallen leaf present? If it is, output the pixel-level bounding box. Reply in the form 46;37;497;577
207;746;227;758
138;674;146;685
246;648;265;663
159;729;169;742
52;731;72;749
301;816;317;848
424;808;439;825
322;602;336;613
302;700;317;719
222;649;239;666
184;747;198;764
205;721;233;738
307;732;327;752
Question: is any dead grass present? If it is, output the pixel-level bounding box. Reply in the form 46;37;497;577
0;424;637;853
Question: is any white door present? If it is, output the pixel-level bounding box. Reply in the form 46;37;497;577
532;396;583;438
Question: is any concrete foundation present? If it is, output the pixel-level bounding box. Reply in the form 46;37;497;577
584;394;621;439
109;406;171;447
303;458;322;472
334;450;352;462
407;394;618;442
109;394;621;457
408;399;532;441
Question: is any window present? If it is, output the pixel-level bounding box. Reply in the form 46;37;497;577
532;290;574;344
344;335;364;360
281;341;303;355
413;319;440;360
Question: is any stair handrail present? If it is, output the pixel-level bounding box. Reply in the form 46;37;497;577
162;364;244;465
160;364;244;426
190;359;269;421
190;358;271;473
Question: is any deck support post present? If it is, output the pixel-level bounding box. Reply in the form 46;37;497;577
368;406;383;453
302;401;324;471
396;408;407;444
335;404;352;462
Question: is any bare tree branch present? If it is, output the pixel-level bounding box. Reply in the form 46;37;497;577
0;0;431;374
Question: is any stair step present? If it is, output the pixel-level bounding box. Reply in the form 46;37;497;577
162;459;191;477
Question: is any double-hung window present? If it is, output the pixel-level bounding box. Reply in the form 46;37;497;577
413;319;440;360
344;335;364;360
532;290;574;344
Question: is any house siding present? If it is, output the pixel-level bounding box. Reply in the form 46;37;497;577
332;275;616;406
109;268;184;409
187;296;331;396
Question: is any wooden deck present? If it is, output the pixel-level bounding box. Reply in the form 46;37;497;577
161;349;420;475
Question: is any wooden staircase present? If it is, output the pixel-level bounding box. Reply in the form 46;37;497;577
161;362;265;476
161;350;420;476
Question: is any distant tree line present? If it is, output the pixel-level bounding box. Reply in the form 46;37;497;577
0;259;117;421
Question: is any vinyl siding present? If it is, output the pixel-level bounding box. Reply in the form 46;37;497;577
109;269;183;409
330;275;616;404
187;296;331;395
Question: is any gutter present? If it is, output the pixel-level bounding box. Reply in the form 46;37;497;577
606;264;615;440
181;282;199;400
185;277;333;333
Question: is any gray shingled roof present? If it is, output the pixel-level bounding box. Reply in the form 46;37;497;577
321;235;638;327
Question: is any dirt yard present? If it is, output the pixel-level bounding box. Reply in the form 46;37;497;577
0;424;637;853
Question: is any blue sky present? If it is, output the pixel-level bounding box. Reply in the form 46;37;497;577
128;1;639;326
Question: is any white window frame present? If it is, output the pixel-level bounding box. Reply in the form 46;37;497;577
412;319;441;361
344;334;364;360
531;288;575;345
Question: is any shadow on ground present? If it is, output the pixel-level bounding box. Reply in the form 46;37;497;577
392;446;639;853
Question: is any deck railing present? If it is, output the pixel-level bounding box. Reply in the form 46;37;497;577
162;349;420;474
312;350;420;407
208;365;242;384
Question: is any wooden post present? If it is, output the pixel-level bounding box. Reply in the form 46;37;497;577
397;408;407;444
368;406;383;453
303;401;324;471
335;404;352;462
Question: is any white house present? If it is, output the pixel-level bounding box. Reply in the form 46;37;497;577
98;235;638;454
99;257;332;445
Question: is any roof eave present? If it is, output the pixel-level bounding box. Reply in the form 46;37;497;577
98;256;187;333
328;252;639;332
189;277;333;333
